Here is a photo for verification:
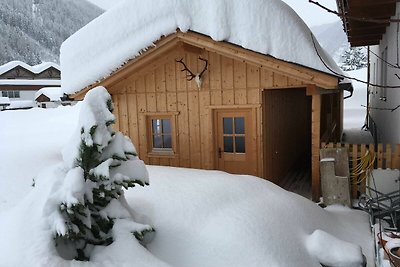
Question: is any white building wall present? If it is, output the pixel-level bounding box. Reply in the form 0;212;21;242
18;91;37;101
369;3;400;144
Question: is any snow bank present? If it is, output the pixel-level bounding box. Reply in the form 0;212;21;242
0;164;374;267
0;105;80;211
0;95;374;266
0;97;10;105
6;100;35;109
61;0;342;94
127;167;373;267
306;229;364;267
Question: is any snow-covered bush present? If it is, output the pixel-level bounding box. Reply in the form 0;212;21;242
49;86;153;261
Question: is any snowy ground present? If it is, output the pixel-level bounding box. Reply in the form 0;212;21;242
0;103;374;266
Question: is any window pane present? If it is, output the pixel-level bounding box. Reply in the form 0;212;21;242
152;119;162;134
223;117;233;134
163;134;172;148
14;91;20;98
153;135;162;148
234;117;245;134
162;119;171;134
235;136;245;153
1;91;6;97
223;136;234;153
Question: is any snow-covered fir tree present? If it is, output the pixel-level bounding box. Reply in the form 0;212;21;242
340;47;368;71
50;87;154;261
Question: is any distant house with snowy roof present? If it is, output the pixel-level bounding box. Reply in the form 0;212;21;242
35;87;74;108
61;0;349;200
0;61;61;103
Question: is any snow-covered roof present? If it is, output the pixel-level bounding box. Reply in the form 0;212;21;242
35;87;63;101
61;0;343;95
6;100;35;109
0;61;60;76
0;97;10;105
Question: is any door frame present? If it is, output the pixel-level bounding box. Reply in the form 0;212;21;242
212;107;258;176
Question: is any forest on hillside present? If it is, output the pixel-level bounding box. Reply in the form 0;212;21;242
0;0;102;65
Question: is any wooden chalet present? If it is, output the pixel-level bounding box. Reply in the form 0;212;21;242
71;30;345;200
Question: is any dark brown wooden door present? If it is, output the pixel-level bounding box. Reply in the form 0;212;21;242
214;109;257;176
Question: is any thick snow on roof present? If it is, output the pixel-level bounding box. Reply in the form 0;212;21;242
0;61;60;76
35;87;63;101
61;0;342;95
6;100;35;109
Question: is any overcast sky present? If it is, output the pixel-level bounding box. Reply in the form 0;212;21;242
281;0;339;27
87;0;340;27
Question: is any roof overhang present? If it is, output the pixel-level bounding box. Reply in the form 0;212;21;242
71;31;340;100
336;0;398;47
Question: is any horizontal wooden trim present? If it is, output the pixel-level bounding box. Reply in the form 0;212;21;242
147;151;178;158
139;111;180;116
306;84;339;96
176;31;339;89
207;104;261;109
262;85;307;90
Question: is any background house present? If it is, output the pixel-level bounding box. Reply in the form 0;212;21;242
337;0;400;145
35;87;74;108
0;61;61;104
62;0;348;200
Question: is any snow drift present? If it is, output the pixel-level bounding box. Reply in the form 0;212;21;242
0;92;373;266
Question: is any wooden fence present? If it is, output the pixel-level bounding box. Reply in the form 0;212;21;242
321;143;400;197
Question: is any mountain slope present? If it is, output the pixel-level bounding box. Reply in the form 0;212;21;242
0;0;103;65
311;20;349;63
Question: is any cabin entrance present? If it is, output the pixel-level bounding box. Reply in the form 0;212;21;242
263;88;312;196
214;109;257;176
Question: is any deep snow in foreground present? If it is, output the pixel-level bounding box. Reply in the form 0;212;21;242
0;105;80;211
0;104;374;266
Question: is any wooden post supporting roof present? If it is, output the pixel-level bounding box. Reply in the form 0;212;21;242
309;84;321;201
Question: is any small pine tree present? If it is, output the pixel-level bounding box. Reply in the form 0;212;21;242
53;87;153;261
340;47;368;71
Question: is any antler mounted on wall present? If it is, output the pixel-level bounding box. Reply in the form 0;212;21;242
176;57;208;88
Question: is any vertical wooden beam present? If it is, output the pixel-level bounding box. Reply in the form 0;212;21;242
310;85;321;201
338;90;344;140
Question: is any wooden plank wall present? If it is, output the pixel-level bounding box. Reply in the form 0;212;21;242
107;45;307;178
321;142;400;197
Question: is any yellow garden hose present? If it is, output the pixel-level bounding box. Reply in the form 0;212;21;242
350;149;376;185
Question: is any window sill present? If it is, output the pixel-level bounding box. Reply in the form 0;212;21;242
147;151;178;158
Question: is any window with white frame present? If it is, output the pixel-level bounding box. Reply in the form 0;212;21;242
2;90;20;98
